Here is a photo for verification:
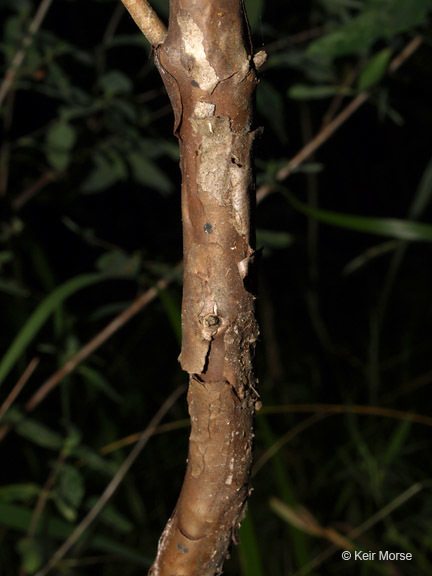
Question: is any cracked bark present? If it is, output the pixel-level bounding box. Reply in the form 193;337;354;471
122;1;264;574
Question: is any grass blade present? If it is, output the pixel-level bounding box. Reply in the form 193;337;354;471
284;191;432;242
238;508;264;576
0;274;108;388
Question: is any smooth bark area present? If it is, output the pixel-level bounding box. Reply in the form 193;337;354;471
122;1;264;573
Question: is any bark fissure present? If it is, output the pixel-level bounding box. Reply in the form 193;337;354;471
122;1;264;573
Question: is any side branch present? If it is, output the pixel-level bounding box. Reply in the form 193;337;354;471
120;0;167;46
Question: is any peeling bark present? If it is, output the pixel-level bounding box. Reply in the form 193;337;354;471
121;1;263;573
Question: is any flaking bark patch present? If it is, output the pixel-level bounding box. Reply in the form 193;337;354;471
191;116;232;205
179;242;225;375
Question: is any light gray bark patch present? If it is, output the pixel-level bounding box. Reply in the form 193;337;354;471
191;116;232;206
177;14;219;92
194;101;215;118
229;160;250;237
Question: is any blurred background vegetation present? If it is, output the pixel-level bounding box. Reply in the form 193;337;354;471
1;0;432;574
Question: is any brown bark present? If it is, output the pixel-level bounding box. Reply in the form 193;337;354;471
123;1;264;573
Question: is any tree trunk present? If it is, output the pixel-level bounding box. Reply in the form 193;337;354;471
121;1;264;573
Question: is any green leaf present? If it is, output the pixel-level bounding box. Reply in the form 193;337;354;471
128;153;173;195
45;121;77;172
86;497;134;533
99;70;133;96
15;419;63;450
308;11;381;58
289;83;351;100
343;156;432;275
58;465;85;508
380;0;432;34
0;484;40;503
0;273;107;388
0;278;30;297
357;48;392;91
72;445;120;477
409;154;432;220
308;0;432;58
54;495;77;522
61;428;82;459
81;152;127;193
0;502;152;566
256;228;295;250
96;249;141;277
284;191;432;242
77;365;122;403
17;537;43;574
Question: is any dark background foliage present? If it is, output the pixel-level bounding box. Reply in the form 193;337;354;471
1;0;432;574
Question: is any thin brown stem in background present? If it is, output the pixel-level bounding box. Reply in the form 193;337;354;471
0;274;175;442
12;171;57;211
0;0;54;108
256;35;423;200
0;357;39;420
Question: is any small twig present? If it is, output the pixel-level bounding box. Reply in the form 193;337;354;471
291;482;423;576
321;62;362;129
388;35;423;74
256;35;423;200
28;452;65;539
103;4;125;45
261;403;432;427
0;91;15;196
34;384;185;576
0;357;39;421
12;171;57;211
120;0;167;47
96;3;125;79
99;418;189;456
277;90;372;181
0;0;54;108
252;413;326;477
